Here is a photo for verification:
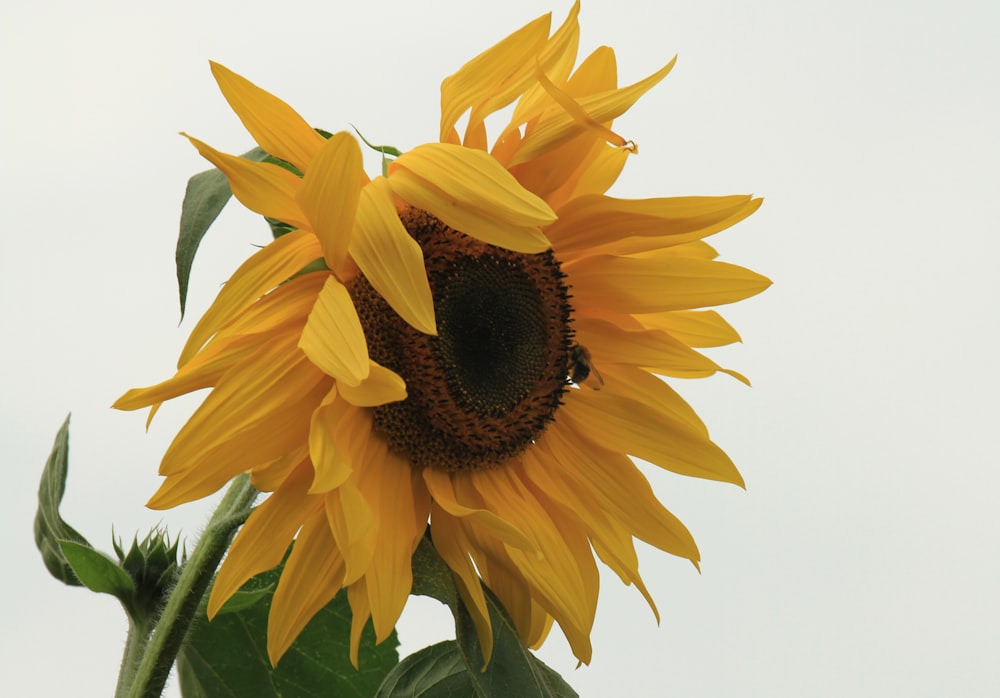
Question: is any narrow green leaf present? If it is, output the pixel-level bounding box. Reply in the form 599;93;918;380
177;562;398;698
58;540;135;597
375;642;475;698
176;146;267;318
33;415;91;586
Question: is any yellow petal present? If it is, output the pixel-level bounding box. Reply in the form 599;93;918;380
267;507;346;666
347;579;372;668
637;309;743;348
560;387;744;486
360;446;428;641
250;442;309;492
598;363;708;436
298;276;370;386
157;335;321;476
296;132;363;273
178;229;322;367
439;11;552;141
471;467;596;664
567;252;772;314
183;134;311;230
389;144;554;253
209;61;324;172
546;193;757;256
422;468;536;552
465;2;582;142
429;503;493;662
350;177;436;335
308;386;356;494
325;480;374;585
505;2;584;129
337;361;406;407
574;315;738;382
538;424;701;562
208;463;316;618
213;271;327;343
148;340;328;508
113;334;259;411
510;56;676;167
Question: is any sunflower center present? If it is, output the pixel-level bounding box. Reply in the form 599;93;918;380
348;208;572;472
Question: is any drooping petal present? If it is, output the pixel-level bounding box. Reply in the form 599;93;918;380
183;134;311;230
358;441;430;641
389;143;555;253
429;503;493;662
156;334;320;476
560;387;745;486
350;177;437;335
422;468;536;552
518;449;661;621
325;480;374;585
267;507;346;666
337;361;407;407
296;131;363;273
298;276;370;386
538;424;701;562
177;229;322;366
347;578;372;668
209;61;325;172
471;467;597;664
208;462;318;618
147;338;328;508
308;386;354;494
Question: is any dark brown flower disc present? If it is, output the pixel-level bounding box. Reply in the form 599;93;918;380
348;208;573;472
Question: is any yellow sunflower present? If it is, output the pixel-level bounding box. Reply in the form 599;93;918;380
115;2;769;668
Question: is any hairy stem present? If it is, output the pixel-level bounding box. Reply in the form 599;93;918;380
124;474;258;698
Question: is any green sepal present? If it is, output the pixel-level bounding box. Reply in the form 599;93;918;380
58;540;136;598
33;414;91;586
176;146;267;318
176;557;398;698
265;216;297;239
397;535;578;698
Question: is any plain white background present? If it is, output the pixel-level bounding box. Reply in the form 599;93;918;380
3;1;998;695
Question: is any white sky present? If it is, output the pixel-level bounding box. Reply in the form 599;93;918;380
3;0;998;696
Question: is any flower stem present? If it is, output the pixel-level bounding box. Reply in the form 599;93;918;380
125;474;259;698
115;616;154;698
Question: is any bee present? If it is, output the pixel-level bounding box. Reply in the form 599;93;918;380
568;343;604;390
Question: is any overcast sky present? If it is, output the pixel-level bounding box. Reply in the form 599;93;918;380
3;1;998;696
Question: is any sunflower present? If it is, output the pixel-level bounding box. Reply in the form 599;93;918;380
115;2;769;668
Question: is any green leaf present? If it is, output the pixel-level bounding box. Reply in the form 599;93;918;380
59;540;135;597
176;146;267;318
33;415;91;586
375;642;475;698
177;563;398;698
452;586;578;698
398;535;578;698
213;584;274;615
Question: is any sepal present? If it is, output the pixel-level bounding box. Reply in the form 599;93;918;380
33;414;91;586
